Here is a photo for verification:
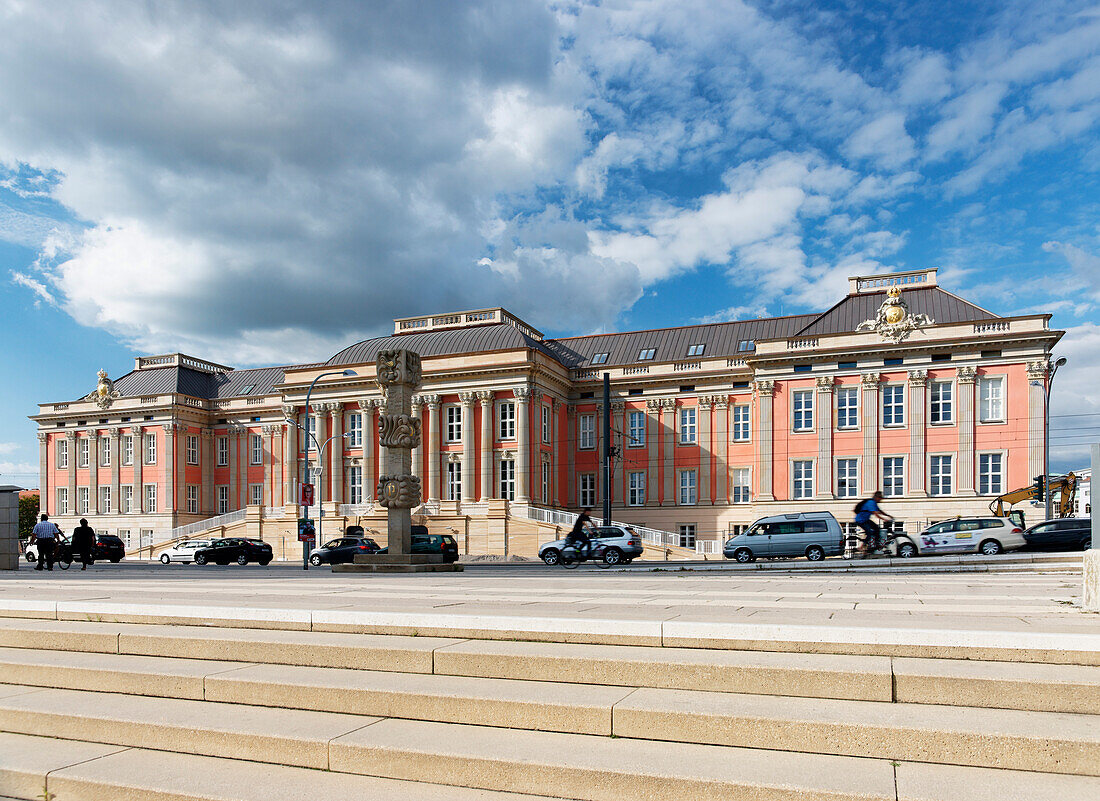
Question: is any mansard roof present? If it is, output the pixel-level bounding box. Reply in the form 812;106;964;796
325;323;557;367
107;365;286;401
794;286;998;337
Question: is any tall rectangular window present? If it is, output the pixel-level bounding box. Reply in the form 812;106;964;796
99;437;110;466
792;391;814;432
499;459;515;500
679;469;697;505
250;434;263;465
541;406;550;444
792;460;814;499
348;465;362;505
979;376;1005;422
186;435;199;464
541;461;550;503
979;453;1004;495
578;414;595;449
678;524;696;549
930;455;953;496
217;436;229;467
99;486;111;514
249;484;263;506
498;402;516;440
929;381;953;424
123;436;133;465
679;407;697;444
732;467;751;503
628;411;645;446
579;473;596;507
836;458;859;498
446;406;462;442
305;414;316;450
144;433;157;464
144;484;158;513
56;488;68;515
122;485;133;514
78;438;90;468
628;471;645;506
882;385;905;427
56;439;68;469
348;413;362;448
882;457;905;497
732;404;751;441
77;487;89;515
186;485;198;514
836;388;859;429
217;486;229;515
447;461;462;500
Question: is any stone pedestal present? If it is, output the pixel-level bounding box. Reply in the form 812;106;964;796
0;487;21;571
1084;549;1100;612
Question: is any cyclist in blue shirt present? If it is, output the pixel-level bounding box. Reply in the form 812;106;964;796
854;492;893;558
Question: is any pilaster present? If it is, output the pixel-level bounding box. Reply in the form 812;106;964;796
281;405;297;510
645;400;660;507
661;399;676;506
513;385;533;503
459;392;476;503
262;425;275;507
65;431;77;513
1027;360;1048;482
88;430;99;514
698;397;712;504
163;423;177;517
424;394;441;502
328;403;344;504
37;433;48;515
550;398;560;506
409;396;423;482
566;404;577;507
957;366;977;495
109;428;121;513
908;370;928;497
861;373;880;493
754;380;775;501
714;396;729;504
477;392;493;501
131;426;143;513
815;377;835;499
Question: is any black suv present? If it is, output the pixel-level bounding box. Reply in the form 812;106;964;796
309;536;381;566
193;538;273;566
93;534;126;563
378;526;459;562
1024;518;1092;551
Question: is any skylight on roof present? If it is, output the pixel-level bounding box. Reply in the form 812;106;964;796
241;384;256;395
737;340;755;352
638;348;655;361
591;352;609;365
687;344;705;357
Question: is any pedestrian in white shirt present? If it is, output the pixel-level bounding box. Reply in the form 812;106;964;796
31;514;60;571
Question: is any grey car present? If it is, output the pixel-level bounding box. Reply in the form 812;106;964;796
540;525;644;566
724;512;844;563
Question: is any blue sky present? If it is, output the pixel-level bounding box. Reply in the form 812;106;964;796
2;0;1099;487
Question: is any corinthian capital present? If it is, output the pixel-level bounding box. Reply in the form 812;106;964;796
459;391;477;405
753;380;775;397
281;404;296;418
907;369;928;386
956;366;977;384
512;385;533;401
861;372;881;388
815;376;835;393
1026;360;1049;381
476;390;494;405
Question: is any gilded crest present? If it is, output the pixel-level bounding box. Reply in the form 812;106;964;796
376;474;422;508
855;286;934;343
83;369;121;409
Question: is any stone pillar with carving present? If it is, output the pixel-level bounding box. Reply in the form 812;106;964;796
131;427;144;513
816;377;835;499
478;392;493;501
754;381;775;501
514;386;532;503
661;399;676;505
714;397;729;504
281;406;297;510
861;373;881;492
201;428;215;514
374;350;421;557
65;432;77;514
908;370;928;497
88;430;99;514
957;366;977;495
423;394;441;503
459;392;476;503
328;404;344;504
645;400;660;507
698;397;712;504
109;428;121;514
408;396;423;482
566;404;577;507
1027;360;1048;483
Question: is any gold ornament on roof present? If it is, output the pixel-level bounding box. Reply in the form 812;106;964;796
83;369;121;409
856;285;934;343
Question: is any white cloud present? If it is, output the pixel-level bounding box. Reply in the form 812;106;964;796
1043;241;1100;298
845;112;916;170
0;443;19;455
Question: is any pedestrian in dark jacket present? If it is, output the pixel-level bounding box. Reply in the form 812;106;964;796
71;518;96;571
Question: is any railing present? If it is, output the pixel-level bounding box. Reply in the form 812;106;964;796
695;539;721;555
673;362;702;372
170;508;246;541
261;506;283;519
246;397;265;405
787;339;818;350
53;403;69;411
726;359;746;368
141;396;160;405
974;322;1010;333
338;503;377;516
182;397;203;407
511;505;681;549
622;366;650;375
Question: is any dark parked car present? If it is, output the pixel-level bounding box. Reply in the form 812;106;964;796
309;536;381;566
377;527;459;562
93;534;126;563
1024;518;1092;551
193;538;273;566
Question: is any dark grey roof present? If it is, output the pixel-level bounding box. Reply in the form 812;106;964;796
107;365;286;400
550;315;819;369
795;287;997;337
326;324;557;366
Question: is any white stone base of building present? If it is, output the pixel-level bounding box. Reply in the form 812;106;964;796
1084;549;1100;612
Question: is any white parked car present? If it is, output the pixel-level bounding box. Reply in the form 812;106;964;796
888;518;1025;558
159;539;214;564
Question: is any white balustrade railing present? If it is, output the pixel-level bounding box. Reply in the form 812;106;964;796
170;509;246;541
695;539;721;555
261;506;283;519
338;503;377;516
511;505;681;549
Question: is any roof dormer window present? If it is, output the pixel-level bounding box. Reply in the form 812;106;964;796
737;340;755;352
638;348;656;361
591;353;609;365
687;344;705;357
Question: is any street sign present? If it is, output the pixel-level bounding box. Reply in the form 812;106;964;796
299;483;315;506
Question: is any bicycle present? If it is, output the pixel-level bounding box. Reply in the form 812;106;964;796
559;539;614;569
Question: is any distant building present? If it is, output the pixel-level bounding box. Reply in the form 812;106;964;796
1074;469;1091;517
30;268;1064;555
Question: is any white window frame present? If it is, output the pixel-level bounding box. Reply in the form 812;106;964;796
186;485;199;514
578;473;596;507
144;433;157;465
732;467;751;503
881;456;905;498
348;413;363;448
186;435;199;465
628;471;646;506
77;486;89;515
929;454;953;497
732;404;751;441
687;344;705;357
447;460;462;501
578;414;595;450
144;483;157;513
122;435;133;466
541;406;551;444
679;407;697;444
216;485;229;515
929;381;954;425
679;469;697;506
678;524;696;549
499;459;515;501
498;402;516;441
836;458;859;499
836;387;859;430
792;460;814;499
446;406;462;443
99;437;110;467
98;485;111;514
979;376;1006;423
348;465;363;505
541;460;550;503
978;451;1005;496
216;436;229;467
304;414;317;451
249;483;263;506
57;439;68;469
250;434;263;466
792;391;814;433
628;410;645;447
56;488;68;515
78;438;90;468
881;384;905;427
122;485;133;514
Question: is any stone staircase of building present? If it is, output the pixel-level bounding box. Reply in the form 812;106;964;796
0;609;1097;800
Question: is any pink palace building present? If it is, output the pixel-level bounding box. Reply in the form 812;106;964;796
31;268;1063;558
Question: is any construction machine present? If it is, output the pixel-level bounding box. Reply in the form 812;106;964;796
988;472;1077;529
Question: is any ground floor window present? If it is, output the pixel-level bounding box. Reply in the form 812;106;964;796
579;473;596;507
249;483;263;506
98;486;111;514
628;471;645;506
836;458;858;498
77;487;89;515
930;455;952;496
447;461;462;501
881;457;904;497
348;466;362;505
186;485;199;514
792;460;813;499
56;488;68;515
678;524;696;549
499;459;515;501
679;470;697;506
217;485;229;515
118;529;131;549
732;467;751;503
122;485;133;514
144;484;157;514
541;461;550;504
978;453;1004;495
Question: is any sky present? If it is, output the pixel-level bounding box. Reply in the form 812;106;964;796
1;0;1099;488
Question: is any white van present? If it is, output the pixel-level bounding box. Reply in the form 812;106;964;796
724;512;845;563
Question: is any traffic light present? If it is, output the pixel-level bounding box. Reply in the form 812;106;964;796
1034;475;1045;503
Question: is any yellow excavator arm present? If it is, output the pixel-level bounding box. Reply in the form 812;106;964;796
989;473;1077;521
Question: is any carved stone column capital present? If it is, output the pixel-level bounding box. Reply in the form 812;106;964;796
698;397;713;410
446;451;462;464
815;376;835;393
753;380;775;397
476;391;494;405
907;369;928;386
37;431;48;442
162;422;177;433
957;365;977;384
201;428;213;440
262;424;275;435
645;399;663;412
713;396;729;409
611;401;626;413
281;404;296;418
108;427;121;439
422;394;441;409
861;372;882;388
459;391;477;406
512;385;533;401
65;430;77;441
1026;360;1048;381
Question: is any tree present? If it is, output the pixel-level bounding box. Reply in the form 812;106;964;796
19;494;39;542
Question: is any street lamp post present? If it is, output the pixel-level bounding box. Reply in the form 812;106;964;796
294;369;357;570
1034;357;1068;521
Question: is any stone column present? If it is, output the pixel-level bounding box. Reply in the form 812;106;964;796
514;386;532;503
861;373;881;492
699;397;712;504
908;370;928;497
409;396;423;482
611;401;625;505
714;397;729;504
262;425;275;506
376;349;422;556
661;399;676;505
163;423;177;516
176;426;187;512
550;398;560;506
227;425;239;510
644;400;660;507
357;399;376;506
88;431;99;514
131;426;143;513
816;377;835;499
38;433;49;515
65;432;77;514
423;395;441;503
1027;361;1048;482
754;381;775;501
109;428;121;514
328;404;344;504
957;366;977;495
310;406;325;502
478;392;493;501
281;405;297;509
459;392;476;503
566;405;577;507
